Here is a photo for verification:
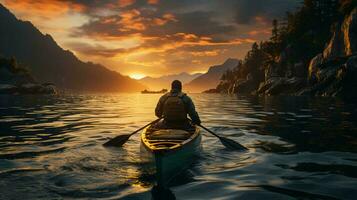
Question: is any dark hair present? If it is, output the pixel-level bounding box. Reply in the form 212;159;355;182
171;80;182;91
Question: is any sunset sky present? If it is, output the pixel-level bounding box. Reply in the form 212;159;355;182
0;0;299;78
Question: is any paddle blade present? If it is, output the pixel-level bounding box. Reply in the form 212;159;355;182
219;137;248;151
103;134;131;147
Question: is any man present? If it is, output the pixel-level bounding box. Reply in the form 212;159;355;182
155;80;201;129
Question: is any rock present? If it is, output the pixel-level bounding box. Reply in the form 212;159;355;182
346;55;357;71
265;62;280;81
231;78;259;94
216;80;231;93
42;84;57;94
202;88;219;93
308;53;324;83
293;62;306;77
342;8;357;56
338;55;357;83
323;23;346;60
258;77;305;95
0;57;57;95
16;83;57;94
323;8;357;60
257;78;278;94
0;84;18;94
19;83;42;94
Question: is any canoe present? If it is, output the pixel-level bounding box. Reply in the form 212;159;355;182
140;124;201;186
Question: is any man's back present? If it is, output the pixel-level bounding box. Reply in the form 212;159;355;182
155;80;201;127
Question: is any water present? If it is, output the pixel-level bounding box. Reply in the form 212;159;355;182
1;94;357;200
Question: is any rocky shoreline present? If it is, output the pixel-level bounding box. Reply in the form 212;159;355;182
0;83;57;95
212;6;357;98
0;57;57;95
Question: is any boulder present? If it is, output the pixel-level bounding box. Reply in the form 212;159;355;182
216;80;231;93
20;83;42;93
323;23;346;60
41;84;57;94
342;8;357;56
293;62;306;77
257;77;279;94
265;62;280;81
0;84;18;94
203;88;219;93
323;8;357;60
231;79;257;94
308;53;324;82
258;77;305;95
18;83;57;94
346;55;357;71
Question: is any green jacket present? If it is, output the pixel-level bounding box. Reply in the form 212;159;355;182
155;90;201;125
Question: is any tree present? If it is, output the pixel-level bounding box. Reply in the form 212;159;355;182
271;19;279;43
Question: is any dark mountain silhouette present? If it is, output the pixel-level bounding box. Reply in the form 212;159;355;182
0;4;144;92
184;58;239;92
139;72;202;91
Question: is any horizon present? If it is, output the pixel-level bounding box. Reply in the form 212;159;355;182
0;0;299;78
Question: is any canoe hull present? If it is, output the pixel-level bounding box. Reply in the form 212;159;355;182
155;133;201;186
140;126;201;187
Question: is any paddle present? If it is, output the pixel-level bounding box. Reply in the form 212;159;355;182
103;118;162;147
198;124;248;151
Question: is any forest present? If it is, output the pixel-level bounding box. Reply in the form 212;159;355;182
217;0;357;97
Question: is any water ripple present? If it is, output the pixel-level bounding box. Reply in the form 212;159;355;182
0;94;356;199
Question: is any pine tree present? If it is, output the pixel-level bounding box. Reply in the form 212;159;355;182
271;19;279;43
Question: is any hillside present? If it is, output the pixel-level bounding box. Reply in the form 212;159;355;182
139;72;202;91
216;0;357;98
0;4;144;92
184;58;239;93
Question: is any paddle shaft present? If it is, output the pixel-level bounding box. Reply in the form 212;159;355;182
129;118;162;136
198;124;221;138
103;118;162;146
198;124;247;150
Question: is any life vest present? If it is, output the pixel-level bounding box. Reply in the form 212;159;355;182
162;92;187;121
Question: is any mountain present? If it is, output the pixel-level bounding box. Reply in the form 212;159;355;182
0;4;144;92
139;72;202;91
184;58;239;93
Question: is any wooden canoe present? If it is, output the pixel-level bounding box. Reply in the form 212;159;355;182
140;125;201;187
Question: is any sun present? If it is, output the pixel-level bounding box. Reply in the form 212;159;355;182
129;73;146;80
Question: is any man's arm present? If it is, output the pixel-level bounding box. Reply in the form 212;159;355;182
155;95;166;118
183;96;201;125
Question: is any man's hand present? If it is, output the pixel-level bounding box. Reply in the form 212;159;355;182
193;120;201;126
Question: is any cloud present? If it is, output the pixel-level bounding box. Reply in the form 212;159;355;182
147;0;159;5
232;0;299;24
118;0;136;8
1;0;86;19
0;0;299;76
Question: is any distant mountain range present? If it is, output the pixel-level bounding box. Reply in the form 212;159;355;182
184;58;239;93
139;72;202;91
0;4;144;92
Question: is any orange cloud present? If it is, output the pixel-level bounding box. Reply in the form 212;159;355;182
248;29;271;36
152;13;177;26
147;0;159;5
119;9;146;31
254;16;269;25
162;13;177;21
2;0;85;19
118;0;136;8
190;50;223;57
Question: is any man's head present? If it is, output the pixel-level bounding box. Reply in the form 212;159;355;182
171;80;182;91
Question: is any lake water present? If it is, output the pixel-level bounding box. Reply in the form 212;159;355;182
1;94;357;200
